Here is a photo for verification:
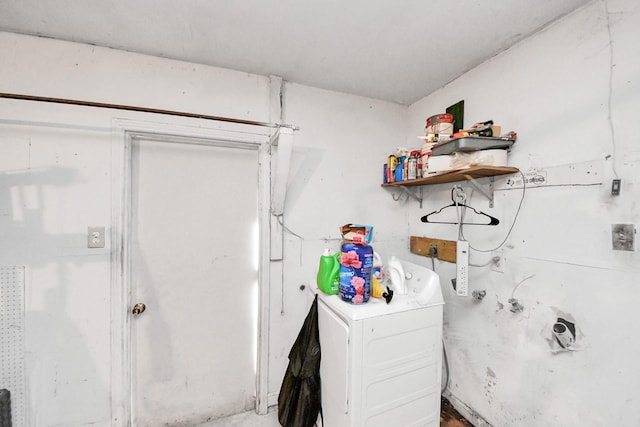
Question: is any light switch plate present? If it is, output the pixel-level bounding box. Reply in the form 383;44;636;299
88;226;105;248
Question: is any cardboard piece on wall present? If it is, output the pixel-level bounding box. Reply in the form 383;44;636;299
410;236;458;263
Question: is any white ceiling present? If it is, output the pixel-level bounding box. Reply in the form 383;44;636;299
0;0;592;105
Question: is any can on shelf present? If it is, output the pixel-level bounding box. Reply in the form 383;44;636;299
387;154;397;183
408;150;420;180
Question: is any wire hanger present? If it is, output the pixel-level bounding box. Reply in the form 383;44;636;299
420;186;500;226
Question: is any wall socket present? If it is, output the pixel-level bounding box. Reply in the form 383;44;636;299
491;250;505;273
88;226;105;248
612;224;635;251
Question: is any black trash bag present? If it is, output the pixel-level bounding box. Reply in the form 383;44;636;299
278;294;322;427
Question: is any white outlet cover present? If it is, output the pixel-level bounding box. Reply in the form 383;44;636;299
88;226;106;248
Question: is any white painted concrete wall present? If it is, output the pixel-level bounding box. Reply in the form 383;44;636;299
405;0;640;425
268;82;409;393
0;31;410;425
0;31;274;426
5;1;638;423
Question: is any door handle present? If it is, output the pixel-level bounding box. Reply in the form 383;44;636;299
132;303;146;317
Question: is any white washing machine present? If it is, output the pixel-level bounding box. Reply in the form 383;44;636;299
317;258;444;427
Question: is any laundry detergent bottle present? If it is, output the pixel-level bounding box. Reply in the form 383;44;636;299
339;242;374;304
317;249;340;295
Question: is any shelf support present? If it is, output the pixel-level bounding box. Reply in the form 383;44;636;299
390;186;423;208
464;176;495;207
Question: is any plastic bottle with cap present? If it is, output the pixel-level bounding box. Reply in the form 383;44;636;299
317;249;340;295
372;251;383;283
339;241;374;304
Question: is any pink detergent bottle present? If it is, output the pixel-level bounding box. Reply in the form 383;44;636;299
339;242;374;304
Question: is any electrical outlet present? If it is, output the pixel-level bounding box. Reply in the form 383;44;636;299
612;224;635;251
491;250;505;273
88;226;105;248
456;240;469;296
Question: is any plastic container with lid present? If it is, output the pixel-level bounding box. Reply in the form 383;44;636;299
339;242;374;304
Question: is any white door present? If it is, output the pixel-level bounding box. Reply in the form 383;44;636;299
129;136;259;426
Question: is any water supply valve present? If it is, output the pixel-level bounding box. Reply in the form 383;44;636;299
472;290;487;301
508;298;524;313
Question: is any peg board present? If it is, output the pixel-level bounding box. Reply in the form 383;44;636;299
410;236;458;263
0;266;25;427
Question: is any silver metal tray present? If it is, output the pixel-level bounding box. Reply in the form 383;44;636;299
431;136;515;156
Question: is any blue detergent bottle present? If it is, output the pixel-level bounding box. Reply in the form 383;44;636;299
339;242;374;304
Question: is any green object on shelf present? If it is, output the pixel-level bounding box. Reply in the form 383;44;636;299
446;100;464;134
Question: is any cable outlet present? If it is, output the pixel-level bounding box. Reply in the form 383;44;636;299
491;250;505;273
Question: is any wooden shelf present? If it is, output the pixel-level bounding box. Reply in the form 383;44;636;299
381;166;519;188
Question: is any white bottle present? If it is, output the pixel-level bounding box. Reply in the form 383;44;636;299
372;251;383;282
421;142;435;177
387;256;407;295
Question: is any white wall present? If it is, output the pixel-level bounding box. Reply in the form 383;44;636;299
6;1;638;424
0;31;273;426
0;31;410;425
405;0;640;425
268;82;409;392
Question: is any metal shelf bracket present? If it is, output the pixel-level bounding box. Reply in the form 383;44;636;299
391;186;423;208
465;176;495;207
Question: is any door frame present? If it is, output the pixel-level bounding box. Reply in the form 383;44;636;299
109;118;273;426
